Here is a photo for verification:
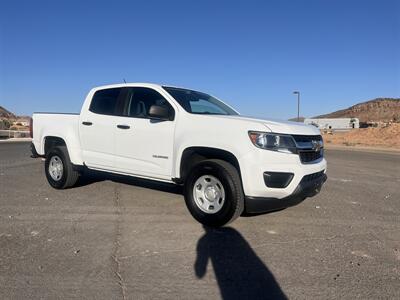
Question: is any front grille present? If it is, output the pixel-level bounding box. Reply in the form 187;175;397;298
302;170;325;183
292;135;324;164
293;135;323;143
299;149;323;163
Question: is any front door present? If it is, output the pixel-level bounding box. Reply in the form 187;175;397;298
114;87;176;179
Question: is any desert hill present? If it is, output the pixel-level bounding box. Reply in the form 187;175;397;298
0;106;17;119
314;98;400;123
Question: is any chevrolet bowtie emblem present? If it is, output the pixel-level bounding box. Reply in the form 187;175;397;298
312;140;321;152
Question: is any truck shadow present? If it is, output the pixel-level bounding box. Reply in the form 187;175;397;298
75;170;182;195
75;171;284;216
195;225;287;300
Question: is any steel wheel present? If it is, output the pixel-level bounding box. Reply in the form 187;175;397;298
192;175;226;214
48;155;63;181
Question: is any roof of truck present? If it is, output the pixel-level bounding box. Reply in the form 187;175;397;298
91;83;205;93
93;82;164;90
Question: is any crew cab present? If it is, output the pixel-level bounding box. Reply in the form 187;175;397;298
31;83;327;226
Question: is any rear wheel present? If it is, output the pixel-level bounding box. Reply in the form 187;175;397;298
184;159;244;227
45;146;79;189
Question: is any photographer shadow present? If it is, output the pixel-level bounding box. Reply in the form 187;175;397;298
195;226;287;300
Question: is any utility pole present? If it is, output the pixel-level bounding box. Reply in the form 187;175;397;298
293;91;300;122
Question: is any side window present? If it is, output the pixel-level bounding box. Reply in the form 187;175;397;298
124;87;174;119
89;88;121;115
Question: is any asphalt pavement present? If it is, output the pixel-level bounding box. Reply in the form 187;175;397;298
0;142;399;299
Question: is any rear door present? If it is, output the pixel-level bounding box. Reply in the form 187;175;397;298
114;87;176;179
79;88;125;169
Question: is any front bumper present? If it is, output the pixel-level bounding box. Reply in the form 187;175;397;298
245;171;327;214
239;146;327;199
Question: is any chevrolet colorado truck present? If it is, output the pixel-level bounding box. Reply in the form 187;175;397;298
31;83;327;226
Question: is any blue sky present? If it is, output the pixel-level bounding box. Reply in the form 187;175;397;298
0;0;399;119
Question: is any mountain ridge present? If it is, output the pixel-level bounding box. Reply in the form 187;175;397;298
0;106;17;119
313;98;400;123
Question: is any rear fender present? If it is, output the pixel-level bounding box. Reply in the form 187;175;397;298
41;133;83;165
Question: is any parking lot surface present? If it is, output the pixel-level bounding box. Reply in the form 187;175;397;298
0;142;399;299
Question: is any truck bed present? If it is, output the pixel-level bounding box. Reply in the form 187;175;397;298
32;113;82;163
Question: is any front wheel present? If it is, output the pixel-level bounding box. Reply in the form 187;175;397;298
45;146;79;189
184;159;244;227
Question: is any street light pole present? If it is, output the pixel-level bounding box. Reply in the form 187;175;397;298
293;91;300;122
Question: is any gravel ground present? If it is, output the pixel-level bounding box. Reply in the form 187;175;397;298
0;142;399;299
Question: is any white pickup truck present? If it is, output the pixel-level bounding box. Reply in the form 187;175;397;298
31;83;327;226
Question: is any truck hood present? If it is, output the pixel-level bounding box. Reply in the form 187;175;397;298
208;115;320;135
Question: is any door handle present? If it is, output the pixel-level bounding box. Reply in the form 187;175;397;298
82;121;93;126
117;124;130;129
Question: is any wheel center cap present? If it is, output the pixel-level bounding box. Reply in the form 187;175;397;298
205;187;218;201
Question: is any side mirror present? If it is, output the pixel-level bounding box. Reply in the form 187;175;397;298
148;105;171;120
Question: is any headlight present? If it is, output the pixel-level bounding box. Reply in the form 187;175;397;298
248;131;297;154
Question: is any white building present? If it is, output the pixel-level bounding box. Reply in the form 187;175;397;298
304;118;359;130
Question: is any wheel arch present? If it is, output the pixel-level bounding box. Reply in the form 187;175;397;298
41;135;83;166
43;136;67;156
175;146;242;183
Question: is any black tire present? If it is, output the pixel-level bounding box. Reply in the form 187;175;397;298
184;159;244;227
45;146;79;189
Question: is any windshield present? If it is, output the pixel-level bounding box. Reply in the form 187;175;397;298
163;86;239;115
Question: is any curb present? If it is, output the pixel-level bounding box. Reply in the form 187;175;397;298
0;138;32;143
325;145;400;155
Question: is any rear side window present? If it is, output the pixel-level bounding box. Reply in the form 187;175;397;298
89;88;121;115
